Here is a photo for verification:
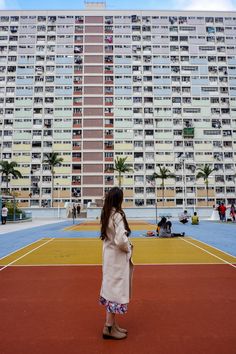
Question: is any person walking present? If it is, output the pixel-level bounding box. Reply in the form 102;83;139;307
217;203;221;220
1;204;8;224
72;203;77;219
219;202;227;222
76;203;81;216
99;187;133;340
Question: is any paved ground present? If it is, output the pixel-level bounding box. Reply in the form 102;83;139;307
0;218;68;235
0;218;236;258
0;218;235;354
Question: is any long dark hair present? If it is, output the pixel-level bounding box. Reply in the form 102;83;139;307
158;217;167;228
100;187;131;240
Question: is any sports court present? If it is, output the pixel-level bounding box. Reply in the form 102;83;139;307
0;219;235;354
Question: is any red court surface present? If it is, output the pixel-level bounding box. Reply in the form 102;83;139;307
0;264;235;354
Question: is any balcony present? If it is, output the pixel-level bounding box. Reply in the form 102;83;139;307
105;134;113;139
72;157;81;162
72;180;81;186
73;123;82;128
105;157;113;162
104;144;114;150
73;134;82;140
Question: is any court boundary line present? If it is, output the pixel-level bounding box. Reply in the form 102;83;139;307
1;262;234;267
46;237;192;241
0;237;44;260
180;237;236;269
0;238;55;273
187;237;236;259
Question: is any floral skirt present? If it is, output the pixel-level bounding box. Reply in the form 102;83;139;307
99;296;128;314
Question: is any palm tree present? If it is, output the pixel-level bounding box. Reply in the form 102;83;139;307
110;156;133;188
43;152;64;207
151;166;176;206
0;160;22;193
196;164;216;206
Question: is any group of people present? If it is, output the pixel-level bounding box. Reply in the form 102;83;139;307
72;203;81;218
214;203;236;222
179;210;199;225
156;211;199;238
157;217;185;238
145;210;199;238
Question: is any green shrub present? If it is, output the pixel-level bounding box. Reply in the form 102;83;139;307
5;200;22;217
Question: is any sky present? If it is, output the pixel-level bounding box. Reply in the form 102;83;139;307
0;0;236;11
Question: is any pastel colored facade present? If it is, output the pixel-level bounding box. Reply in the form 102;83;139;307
0;9;236;207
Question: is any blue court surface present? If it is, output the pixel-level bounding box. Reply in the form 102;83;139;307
0;220;235;259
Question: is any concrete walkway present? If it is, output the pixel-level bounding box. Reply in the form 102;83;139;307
0;218;68;235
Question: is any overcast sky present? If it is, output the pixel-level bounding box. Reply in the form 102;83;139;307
0;0;236;11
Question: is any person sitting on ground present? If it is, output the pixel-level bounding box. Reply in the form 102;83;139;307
191;211;199;225
157;217;185;238
179;210;189;224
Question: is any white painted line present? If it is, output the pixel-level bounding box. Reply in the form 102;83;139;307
0;238;54;273
0;263;102;267
0;238;44;261
52;238;101;241
0;262;233;268
187;237;236;259
179;237;236;269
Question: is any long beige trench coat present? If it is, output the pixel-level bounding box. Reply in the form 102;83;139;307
100;210;134;305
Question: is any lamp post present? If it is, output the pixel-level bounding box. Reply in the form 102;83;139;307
193;181;196;213
179;156;186;210
56;183;60;219
155;200;158;225
13;196;16;222
150;177;158;224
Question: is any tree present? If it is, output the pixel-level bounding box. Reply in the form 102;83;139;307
151;166;176;206
196;164;216;206
42;152;64;207
110;156;133;188
0;160;22;193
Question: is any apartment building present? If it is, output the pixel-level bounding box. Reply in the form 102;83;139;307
0;8;236;208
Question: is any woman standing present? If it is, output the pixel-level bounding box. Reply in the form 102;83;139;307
230;203;236;222
100;187;133;340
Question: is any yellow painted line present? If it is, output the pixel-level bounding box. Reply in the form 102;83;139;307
64;226;100;231
2;237;234;266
